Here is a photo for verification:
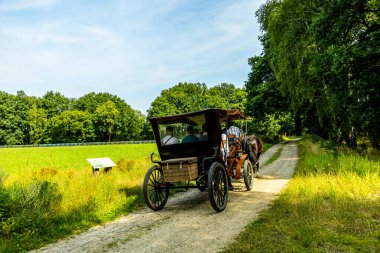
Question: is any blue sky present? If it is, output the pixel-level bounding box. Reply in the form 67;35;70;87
0;0;266;114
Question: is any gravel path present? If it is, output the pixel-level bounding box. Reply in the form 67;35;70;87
32;140;299;253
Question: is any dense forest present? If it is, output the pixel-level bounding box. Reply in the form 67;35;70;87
246;0;379;149
1;0;379;148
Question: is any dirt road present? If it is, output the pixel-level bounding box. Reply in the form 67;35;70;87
33;140;298;253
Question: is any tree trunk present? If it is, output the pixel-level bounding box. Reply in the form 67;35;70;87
338;130;350;147
369;129;379;149
350;127;357;150
295;110;301;136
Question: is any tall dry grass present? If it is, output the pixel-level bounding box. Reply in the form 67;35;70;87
224;139;380;252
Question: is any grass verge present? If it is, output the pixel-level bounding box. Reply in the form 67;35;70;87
223;139;380;252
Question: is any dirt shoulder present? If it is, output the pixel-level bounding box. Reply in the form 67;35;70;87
32;140;299;253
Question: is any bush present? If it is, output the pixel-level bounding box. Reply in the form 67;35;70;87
0;177;62;252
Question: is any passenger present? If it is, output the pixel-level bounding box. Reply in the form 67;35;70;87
220;133;229;165
182;125;199;143
161;126;179;145
198;123;208;141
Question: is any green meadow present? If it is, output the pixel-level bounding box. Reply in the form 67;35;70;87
1;143;157;175
0;144;157;252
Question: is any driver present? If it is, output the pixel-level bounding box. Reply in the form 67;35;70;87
226;119;241;141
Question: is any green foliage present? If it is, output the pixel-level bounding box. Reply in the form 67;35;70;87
248;0;380;147
245;53;294;139
95;100;120;142
0;91;32;145
0;177;62;251
49;110;95;143
253;112;294;140
73;92;145;141
147;82;208;118
206;83;246;111
40;91;71;118
147;82;247;118
28;104;49;144
0;91;145;144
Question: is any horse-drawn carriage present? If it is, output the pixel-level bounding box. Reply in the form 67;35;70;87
143;109;262;212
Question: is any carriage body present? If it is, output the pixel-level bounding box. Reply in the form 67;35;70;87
143;109;257;212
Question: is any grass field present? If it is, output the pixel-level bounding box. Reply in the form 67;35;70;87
1;144;157;174
224;140;380;252
0;143;157;252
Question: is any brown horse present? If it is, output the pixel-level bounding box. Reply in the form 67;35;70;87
244;134;263;176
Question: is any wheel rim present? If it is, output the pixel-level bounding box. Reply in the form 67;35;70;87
209;165;228;210
244;160;253;190
144;167;168;210
213;169;226;207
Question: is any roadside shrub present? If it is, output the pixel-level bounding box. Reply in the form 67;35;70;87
0;172;11;230
0;179;62;251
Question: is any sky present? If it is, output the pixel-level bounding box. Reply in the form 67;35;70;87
0;0;266;114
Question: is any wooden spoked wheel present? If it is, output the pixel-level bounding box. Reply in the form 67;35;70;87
143;166;169;211
207;162;228;212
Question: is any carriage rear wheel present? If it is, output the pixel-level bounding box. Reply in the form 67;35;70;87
243;160;254;191
143;166;169;211
207;162;228;212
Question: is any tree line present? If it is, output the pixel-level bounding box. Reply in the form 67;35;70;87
0;83;245;145
0;91;146;145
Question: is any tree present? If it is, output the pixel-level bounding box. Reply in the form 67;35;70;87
95;100;120;142
40;91;71;118
28;104;49;144
73;92;144;141
147;82;247;119
0;91;33;145
245;54;295;136
245;2;295;137
206;83;246;111
49;110;95;143
254;0;379;147
147;82;208;118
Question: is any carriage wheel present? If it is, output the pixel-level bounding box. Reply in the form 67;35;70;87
143;166;169;211
243;160;254;191
207;162;228;212
254;161;260;178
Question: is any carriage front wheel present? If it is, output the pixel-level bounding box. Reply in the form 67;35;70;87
143;166;169;211
243;160;254;191
207;162;228;212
